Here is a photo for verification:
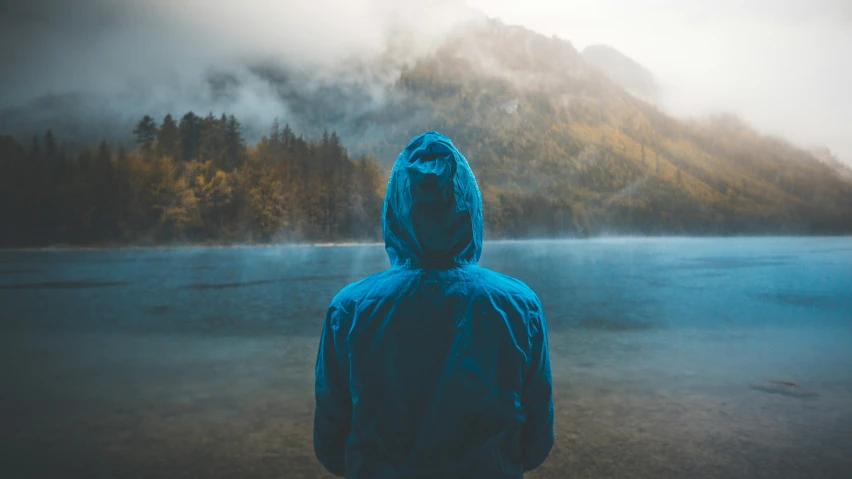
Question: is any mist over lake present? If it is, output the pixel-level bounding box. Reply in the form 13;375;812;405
2;237;851;478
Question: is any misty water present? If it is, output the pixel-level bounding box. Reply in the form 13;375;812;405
2;237;852;478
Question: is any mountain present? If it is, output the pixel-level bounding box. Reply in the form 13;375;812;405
581;44;660;103
332;19;852;236
2;17;851;238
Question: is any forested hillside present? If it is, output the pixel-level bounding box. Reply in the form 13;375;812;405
0;116;384;247
343;19;852;237
1;18;851;247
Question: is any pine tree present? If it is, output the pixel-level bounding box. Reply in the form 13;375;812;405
178;112;202;161
222;115;246;171
133;115;158;151
270;118;281;147
156;114;180;159
329;131;344;160
282;123;293;150
199;113;223;163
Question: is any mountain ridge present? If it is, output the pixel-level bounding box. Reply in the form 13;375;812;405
581;44;660;103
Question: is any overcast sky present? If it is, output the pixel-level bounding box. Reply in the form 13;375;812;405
1;0;850;163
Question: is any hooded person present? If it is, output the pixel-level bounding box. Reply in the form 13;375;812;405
313;131;553;478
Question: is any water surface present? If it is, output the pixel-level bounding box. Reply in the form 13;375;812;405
2;238;851;478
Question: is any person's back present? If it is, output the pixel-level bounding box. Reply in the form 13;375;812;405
314;132;553;479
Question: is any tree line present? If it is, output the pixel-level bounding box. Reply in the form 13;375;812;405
0;114;385;247
3;109;851;249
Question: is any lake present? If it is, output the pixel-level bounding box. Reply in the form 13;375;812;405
2;237;851;478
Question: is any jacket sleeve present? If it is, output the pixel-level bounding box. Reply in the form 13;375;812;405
313;301;352;477
520;300;554;471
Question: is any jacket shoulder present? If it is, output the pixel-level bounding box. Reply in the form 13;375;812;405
472;267;543;311
328;268;402;310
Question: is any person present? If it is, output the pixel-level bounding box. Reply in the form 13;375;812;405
313;131;553;478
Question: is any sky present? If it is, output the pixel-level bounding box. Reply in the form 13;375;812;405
0;0;850;163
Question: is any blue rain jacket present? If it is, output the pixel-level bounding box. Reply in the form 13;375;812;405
314;131;553;478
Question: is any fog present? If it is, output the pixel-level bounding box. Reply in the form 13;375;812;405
469;0;852;163
0;0;482;143
1;0;850;163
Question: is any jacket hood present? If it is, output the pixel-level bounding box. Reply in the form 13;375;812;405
382;131;483;267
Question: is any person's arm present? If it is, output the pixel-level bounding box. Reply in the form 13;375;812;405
313;302;351;477
521;304;554;471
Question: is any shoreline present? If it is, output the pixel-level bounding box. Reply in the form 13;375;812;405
0;241;385;253
1;234;851;252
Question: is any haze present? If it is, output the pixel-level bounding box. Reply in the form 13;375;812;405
1;0;850;164
470;0;852;163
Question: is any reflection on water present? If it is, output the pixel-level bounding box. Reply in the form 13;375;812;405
1;237;851;478
575;315;658;330
673;256;792;269
749;291;836;308
184;279;286;290
0;269;42;275
183;275;357;290
0;280;130;290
